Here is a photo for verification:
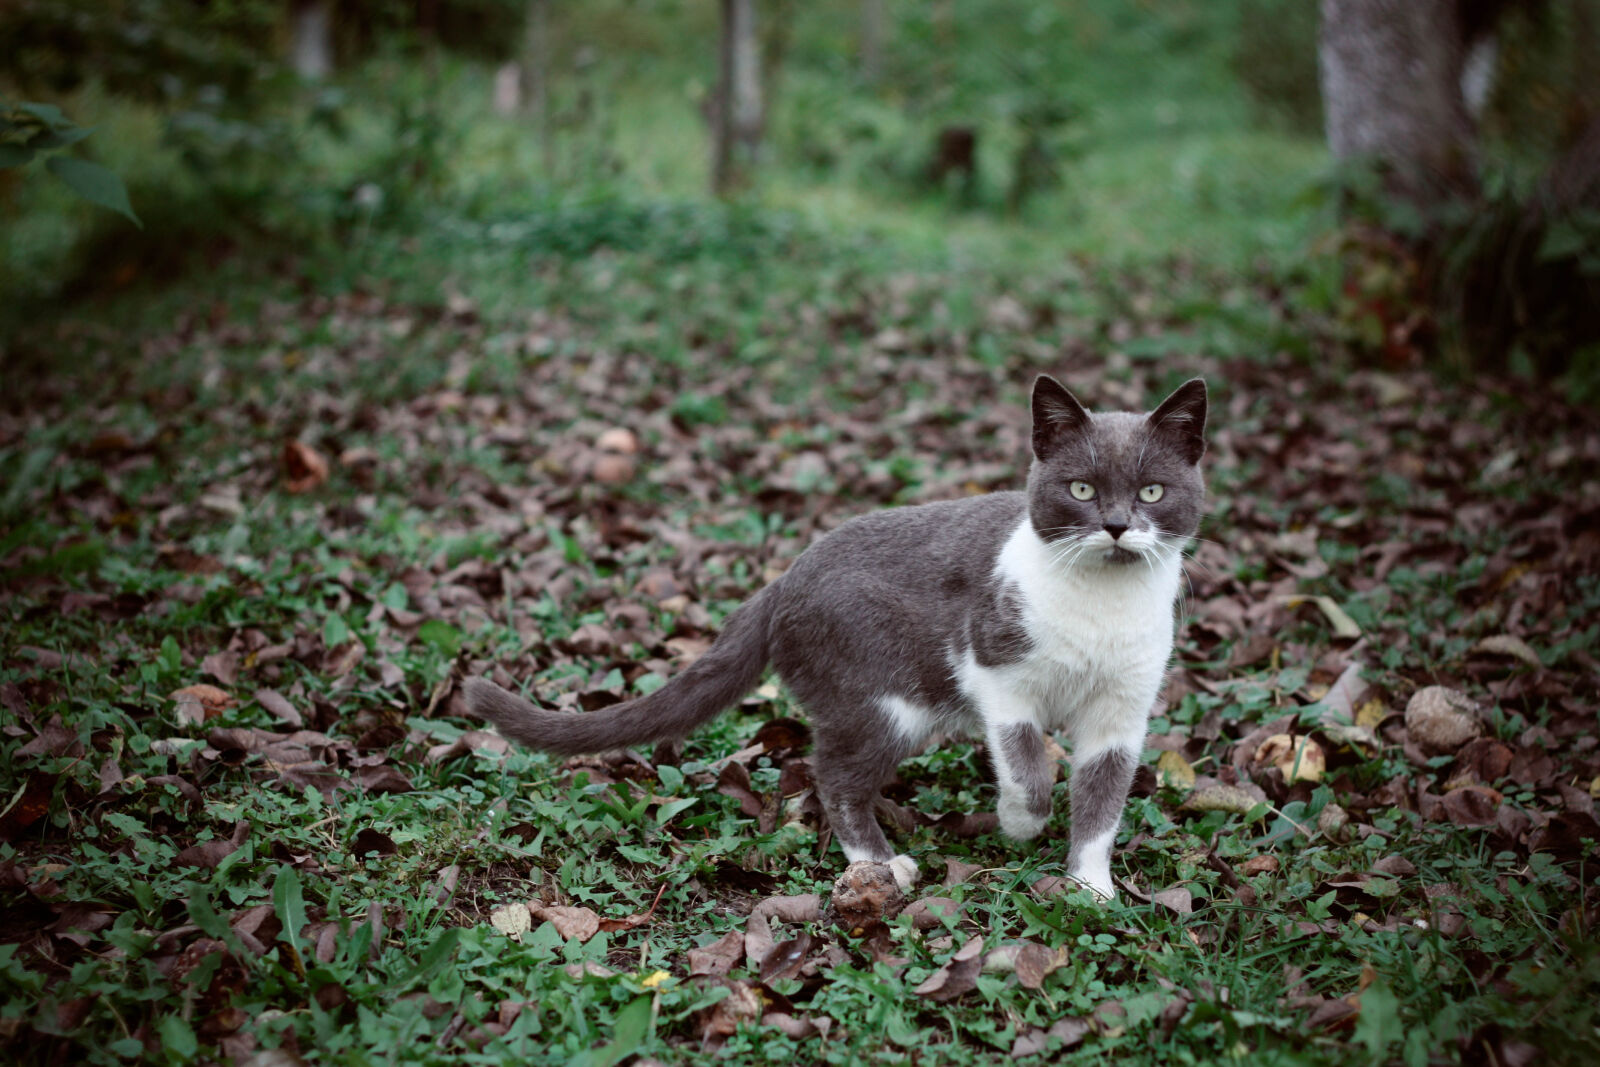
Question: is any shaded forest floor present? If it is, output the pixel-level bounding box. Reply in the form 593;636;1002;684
2;213;1598;1065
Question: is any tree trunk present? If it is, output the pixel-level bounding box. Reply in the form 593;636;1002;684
860;0;885;85
1318;0;1478;201
712;0;762;196
521;0;553;175
291;0;334;81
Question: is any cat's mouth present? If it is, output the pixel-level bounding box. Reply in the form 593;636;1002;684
1105;545;1142;565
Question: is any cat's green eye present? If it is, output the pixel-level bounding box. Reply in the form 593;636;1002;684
1070;481;1096;501
1139;483;1165;503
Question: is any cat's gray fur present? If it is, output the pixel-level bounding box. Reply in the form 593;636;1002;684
464;375;1207;896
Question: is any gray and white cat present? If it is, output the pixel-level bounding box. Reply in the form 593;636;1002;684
464;375;1207;900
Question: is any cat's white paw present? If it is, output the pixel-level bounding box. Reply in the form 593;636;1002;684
998;797;1047;841
888;854;920;892
1066;872;1116;904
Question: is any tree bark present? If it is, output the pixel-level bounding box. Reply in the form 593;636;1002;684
291;0;334;81
712;0;763;196
1318;0;1478;201
521;0;553;175
860;0;885;85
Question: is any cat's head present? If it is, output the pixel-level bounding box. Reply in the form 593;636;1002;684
1025;375;1207;568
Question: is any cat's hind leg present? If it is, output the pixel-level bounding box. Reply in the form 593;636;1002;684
811;720;920;890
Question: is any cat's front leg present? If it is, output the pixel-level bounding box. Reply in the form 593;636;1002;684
987;721;1054;841
1066;733;1141;902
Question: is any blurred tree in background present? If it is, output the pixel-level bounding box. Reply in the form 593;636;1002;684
0;0;1594;385
1316;0;1600;375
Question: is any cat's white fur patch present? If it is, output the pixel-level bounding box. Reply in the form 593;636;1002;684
878;693;933;745
956;517;1180;747
959;517;1181;896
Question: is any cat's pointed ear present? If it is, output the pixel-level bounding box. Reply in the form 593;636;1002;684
1147;378;1208;465
1031;375;1091;461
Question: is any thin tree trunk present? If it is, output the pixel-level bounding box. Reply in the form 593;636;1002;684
860;0;884;85
522;0;553;175
1318;0;1478;202
712;0;762;196
291;0;334;81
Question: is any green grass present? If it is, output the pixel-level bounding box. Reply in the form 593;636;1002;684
3;208;1597;1062
3;3;1595;1062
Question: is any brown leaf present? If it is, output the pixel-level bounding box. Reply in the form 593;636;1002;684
424;730;510;765
762;1011;829;1040
1404;686;1483;756
201;651;240;686
716;762;764;818
758;931;813;985
254;688;303;728
530;903;600;942
175;821;251;868
744;894;824;969
350;828;397;857
698;979;764;1043
828;861;906;930
914;936;984;1002
283;440;330;493
942;857;985;887
352;765;413;794
1152;887;1195;915
171;684;236;726
983;941;1063;990
1438;784;1502;826
1182;781;1268;816
0;773;56;842
596;883;668;933
1240;855;1280;876
1470;634;1541;669
1254;734;1326;783
1371;855;1417;877
688;929;746;977
904;896;962;929
17;716;80;758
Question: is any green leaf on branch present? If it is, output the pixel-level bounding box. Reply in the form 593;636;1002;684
0;144;34;169
45;155;141;227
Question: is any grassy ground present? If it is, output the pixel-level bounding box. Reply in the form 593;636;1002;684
2;206;1597;1063
3;4;1597;1063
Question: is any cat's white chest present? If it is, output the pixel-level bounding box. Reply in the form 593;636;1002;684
963;519;1180;740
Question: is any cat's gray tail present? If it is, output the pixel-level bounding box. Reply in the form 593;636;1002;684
460;584;778;756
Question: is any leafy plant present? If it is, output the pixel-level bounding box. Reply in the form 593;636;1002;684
0;101;139;226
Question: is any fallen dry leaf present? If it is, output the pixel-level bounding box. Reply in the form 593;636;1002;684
1183;781;1267;816
171;684;236;726
489;903;532;941
698;979;764;1042
1470;634;1541;669
983;941;1065;989
529;903;600;942
1405;686;1483;755
1156;749;1197;790
283;440;329;493
253;688;303;728
1240;855;1280;876
829;860;907;931
1255;734;1326;783
174;821;250;869
914;936;985;1002
1276;594;1361;639
688;929;745;977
